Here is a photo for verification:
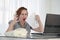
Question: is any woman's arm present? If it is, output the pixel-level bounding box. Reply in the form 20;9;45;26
6;21;16;32
6;15;18;32
33;15;44;32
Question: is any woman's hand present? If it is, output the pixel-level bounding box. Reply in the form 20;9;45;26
6;15;18;32
33;15;44;32
35;15;40;23
13;15;19;24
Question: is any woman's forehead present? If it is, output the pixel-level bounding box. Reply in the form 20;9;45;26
21;10;28;14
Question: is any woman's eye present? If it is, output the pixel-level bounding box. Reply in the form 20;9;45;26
21;14;27;15
25;14;27;15
21;14;24;15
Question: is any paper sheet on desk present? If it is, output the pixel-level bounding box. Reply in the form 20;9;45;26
4;28;28;38
0;33;5;36
26;13;39;29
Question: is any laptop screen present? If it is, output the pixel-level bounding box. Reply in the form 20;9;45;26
44;14;60;33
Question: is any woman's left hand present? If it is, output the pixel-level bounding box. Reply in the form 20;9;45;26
35;15;40;23
34;15;44;32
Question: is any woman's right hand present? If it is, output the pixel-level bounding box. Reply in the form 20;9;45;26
6;15;19;32
11;15;19;25
14;15;18;22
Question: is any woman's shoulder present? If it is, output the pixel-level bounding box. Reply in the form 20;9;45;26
25;22;30;26
26;22;33;29
8;20;13;24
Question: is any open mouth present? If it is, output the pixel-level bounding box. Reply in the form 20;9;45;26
23;18;26;21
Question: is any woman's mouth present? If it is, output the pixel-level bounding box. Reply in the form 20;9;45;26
23;18;26;21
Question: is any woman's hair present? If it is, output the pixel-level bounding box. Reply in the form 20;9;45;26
16;7;27;17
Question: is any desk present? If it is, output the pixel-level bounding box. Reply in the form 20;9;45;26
0;34;60;40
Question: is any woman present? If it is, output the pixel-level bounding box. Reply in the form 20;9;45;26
6;7;44;37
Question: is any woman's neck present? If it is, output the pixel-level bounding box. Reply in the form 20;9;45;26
19;21;25;27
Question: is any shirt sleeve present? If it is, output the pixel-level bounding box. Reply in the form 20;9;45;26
29;25;33;30
8;20;16;30
30;26;33;29
8;20;13;24
26;22;33;30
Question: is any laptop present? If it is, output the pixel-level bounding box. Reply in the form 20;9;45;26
31;14;60;38
43;14;60;38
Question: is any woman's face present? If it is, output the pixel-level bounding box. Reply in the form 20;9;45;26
19;10;28;22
